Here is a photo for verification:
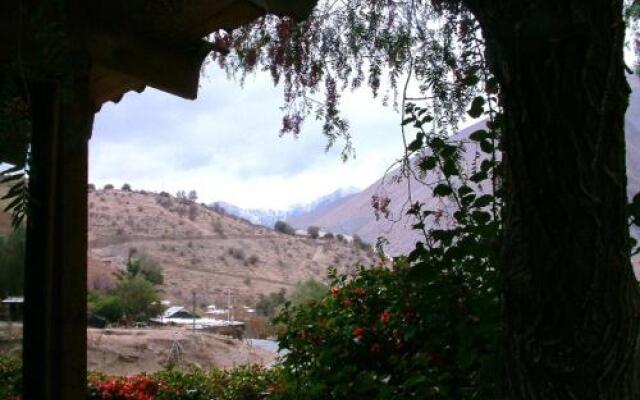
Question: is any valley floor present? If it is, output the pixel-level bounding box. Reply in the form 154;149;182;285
0;323;278;376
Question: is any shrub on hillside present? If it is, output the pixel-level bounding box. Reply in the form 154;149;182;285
246;254;260;266
274;220;296;235
103;184;114;190
228;247;246;261
88;183;96;192
324;232;334;240
307;226;320;239
352;234;372;251
121;183;132;191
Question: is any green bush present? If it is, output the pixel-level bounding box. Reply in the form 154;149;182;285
288;279;328;306
152;366;283;400
0;355;21;399
307;226;320;239
274;262;500;400
274;221;296;235
255;289;287;318
118;253;164;285
92;276;161;323
92;295;124;322
3;358;283;400
114;276;162;322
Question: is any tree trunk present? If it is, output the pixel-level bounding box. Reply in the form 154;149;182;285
465;1;640;398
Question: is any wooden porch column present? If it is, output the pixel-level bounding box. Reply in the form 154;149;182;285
23;77;94;400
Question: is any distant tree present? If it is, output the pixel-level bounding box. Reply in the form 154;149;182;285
0;226;25;297
176;190;187;200
336;234;345;242
87;183;96;192
116;253;164;286
352;234;372;251
121;183;132;192
103;184;114;190
289;279;328;305
91;295;123;322
115;276;162;322
93;276;161;323
274;220;296;235
188;190;198;202
255;288;287;318
307;226;320;239
323;232;334;240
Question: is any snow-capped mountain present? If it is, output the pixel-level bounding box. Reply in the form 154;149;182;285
211;187;360;228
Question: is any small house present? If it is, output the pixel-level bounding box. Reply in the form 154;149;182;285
1;296;24;322
162;306;197;320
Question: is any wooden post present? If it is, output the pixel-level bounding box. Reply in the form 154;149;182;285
23;77;94;400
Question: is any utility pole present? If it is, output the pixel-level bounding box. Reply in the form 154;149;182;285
192;290;196;333
227;288;231;324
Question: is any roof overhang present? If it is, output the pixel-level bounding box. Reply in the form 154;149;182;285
0;0;317;165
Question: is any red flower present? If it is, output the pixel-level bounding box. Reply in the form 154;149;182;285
379;311;391;325
342;299;353;308
352;327;366;338
351;288;366;296
331;287;341;297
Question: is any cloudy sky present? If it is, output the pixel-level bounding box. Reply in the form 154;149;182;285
90;67;405;210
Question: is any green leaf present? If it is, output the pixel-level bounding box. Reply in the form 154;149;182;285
469;129;488;142
419;156;437;172
470;171;488;183
442;159;458;177
479;140;494;153
463;74;480;86
433;184;453;197
480;159;494;173
401;116;416;126
467;96;485;118
472;211;492;224
408;132;425;151
473;194;493;208
458;185;473;197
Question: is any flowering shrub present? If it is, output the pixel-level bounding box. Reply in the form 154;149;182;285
274;261;500;400
0;359;281;400
88;374;168;400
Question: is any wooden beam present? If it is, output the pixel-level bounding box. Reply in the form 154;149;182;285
23;77;93;400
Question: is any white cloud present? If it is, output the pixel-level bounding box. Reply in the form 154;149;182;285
90;66;404;209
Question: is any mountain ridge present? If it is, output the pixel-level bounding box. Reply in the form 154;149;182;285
212;186;360;228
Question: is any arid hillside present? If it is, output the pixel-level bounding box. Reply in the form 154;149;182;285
88;189;378;306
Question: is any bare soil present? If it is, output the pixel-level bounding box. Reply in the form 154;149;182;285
0;324;278;376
